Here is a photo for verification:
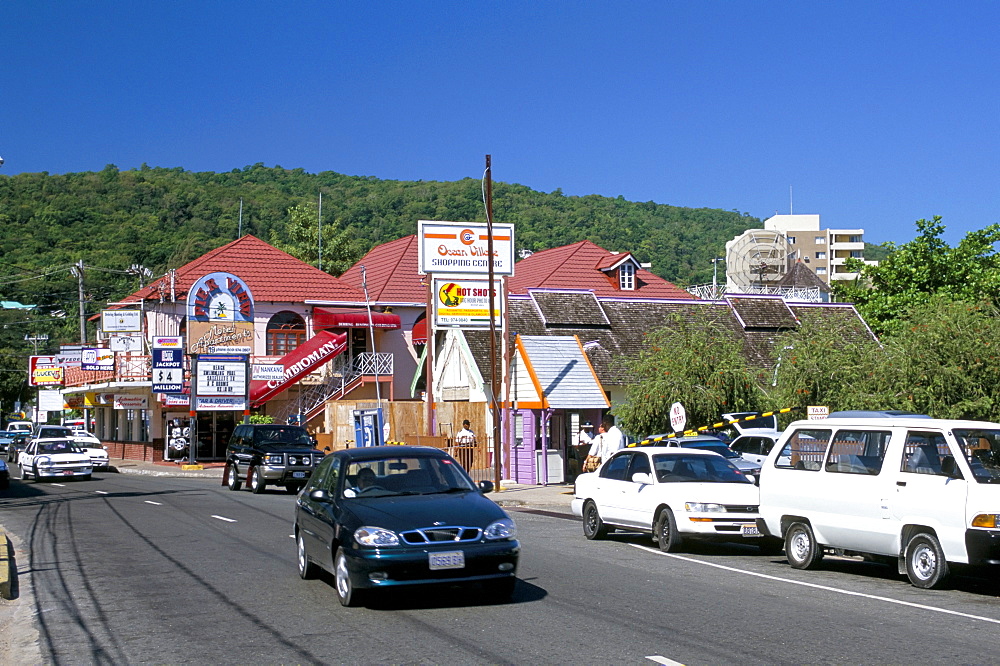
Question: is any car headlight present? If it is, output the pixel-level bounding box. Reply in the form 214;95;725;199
263;454;284;465
36;456;53;467
484;518;517;540
685;502;725;513
354;526;400;547
972;514;1000;528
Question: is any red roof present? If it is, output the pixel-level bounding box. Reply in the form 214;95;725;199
124;235;366;305
508;241;694;299
340;235;427;303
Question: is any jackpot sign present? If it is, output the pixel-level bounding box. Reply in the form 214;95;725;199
417;220;514;275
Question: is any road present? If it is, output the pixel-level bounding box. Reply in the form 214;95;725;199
2;471;1000;664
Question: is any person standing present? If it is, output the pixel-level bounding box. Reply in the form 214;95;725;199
600;417;624;460
573;422;594;477
456;420;476;445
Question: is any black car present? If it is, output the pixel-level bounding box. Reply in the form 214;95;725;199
224;423;325;494
295;445;520;607
6;433;30;463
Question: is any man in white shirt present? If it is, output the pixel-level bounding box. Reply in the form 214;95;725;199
455;420;476;445
599;417;624;461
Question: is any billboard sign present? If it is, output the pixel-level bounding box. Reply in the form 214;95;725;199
431;277;504;329
82;348;115;372
102;309;142;332
417;220;515;275
110;334;143;353
29;356;64;386
152;348;185;393
186;272;255;354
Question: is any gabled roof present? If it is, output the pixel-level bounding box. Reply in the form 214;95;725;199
340;235;426;304
508;241;693;299
777;260;831;293
516;336;609;409
123;235;366;305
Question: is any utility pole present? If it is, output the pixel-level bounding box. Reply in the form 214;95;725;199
485;155;502;491
76;259;87;344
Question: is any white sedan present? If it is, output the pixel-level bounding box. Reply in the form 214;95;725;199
72;431;110;469
19;438;94;481
572;447;781;553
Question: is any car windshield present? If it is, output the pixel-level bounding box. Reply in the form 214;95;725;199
38;427;73;438
253;426;313;448
683;442;740;459
341;455;476;498
954;429;1000;484
37;440;82;454
652;454;749;483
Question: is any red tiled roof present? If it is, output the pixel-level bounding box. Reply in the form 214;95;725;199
508;241;694;299
122;235;366;305
340;235;427;303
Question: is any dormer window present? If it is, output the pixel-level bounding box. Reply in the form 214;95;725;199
619;263;635;290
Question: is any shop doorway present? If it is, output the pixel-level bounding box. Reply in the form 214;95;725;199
194;411;239;460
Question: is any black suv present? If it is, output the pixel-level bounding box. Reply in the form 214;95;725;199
224;424;325;494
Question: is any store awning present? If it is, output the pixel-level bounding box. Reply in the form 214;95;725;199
411;319;427;346
249;330;348;406
313;307;401;330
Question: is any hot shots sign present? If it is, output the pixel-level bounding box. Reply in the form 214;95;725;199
186;272;255;355
432;277;503;329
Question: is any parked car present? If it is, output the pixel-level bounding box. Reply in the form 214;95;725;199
757;416;1000;588
0;431;14;454
295;445;520;606
640;434;762;482
72;431;109;470
0;457;9;490
6;421;33;434
730;431;782;466
572;447;780;553
6;434;30;463
19;437;93;481
34;425;76;440
224;423;325;494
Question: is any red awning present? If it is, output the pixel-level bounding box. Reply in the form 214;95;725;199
313;307;401;330
411;319;427;346
249;330;348;406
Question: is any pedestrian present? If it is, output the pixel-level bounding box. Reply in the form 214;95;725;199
573;422;594;477
582;423;605;473
600;417;624;459
456;420;476;445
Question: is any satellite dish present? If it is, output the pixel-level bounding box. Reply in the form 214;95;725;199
726;230;793;291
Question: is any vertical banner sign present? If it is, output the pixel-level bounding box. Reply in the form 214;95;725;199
186;272;255;355
417;220;515;275
195;354;249;411
152;348;184;393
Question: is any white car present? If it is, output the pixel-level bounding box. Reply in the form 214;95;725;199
19;437;94;481
729;431;782;466
572;447;780;553
72;431;109;469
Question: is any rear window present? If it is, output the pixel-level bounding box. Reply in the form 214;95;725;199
825;430;891;475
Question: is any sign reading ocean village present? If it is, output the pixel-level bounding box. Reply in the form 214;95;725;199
417;220;515;275
186;272;255;355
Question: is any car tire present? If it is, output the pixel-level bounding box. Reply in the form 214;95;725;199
905;532;950;589
785;522;823;569
655;508;683;552
483;577;516;602
757;536;784;556
582;501;610;540
0;479;8;491
227;463;242;491
285;483;301;494
334;547;362;607
250;466;266;494
296;533;318;580
32;465;43;483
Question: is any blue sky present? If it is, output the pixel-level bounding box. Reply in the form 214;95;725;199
3;2;999;246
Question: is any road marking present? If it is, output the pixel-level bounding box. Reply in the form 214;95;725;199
646;656;684;665
145;501;162;506
95;490;108;495
211;515;237;523
51;483;65;487
632;544;1000;625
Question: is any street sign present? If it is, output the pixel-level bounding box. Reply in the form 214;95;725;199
808;405;829;420
670;402;687;433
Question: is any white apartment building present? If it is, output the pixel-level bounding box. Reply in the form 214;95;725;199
763;214;874;285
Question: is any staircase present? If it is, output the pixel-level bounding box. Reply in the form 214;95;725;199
272;353;392;424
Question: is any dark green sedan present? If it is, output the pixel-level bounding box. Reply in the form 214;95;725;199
295;445;520;607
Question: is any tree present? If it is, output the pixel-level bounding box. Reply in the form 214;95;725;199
834;216;1000;335
270;201;362;276
613;314;765;437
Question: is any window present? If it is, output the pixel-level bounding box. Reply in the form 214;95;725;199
774;429;831;470
815;251;826;260
901;431;951;476
619;263;636;290
850;235;862;243
815;236;826;245
787;236;797;244
825;430;890;475
600;452;632;481
266;311;306;356
850;250;864;258
816;267;827;275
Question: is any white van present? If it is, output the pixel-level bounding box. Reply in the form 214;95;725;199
757;416;1000;589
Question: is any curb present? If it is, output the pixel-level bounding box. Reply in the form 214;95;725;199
110;465;223;479
0;529;10;600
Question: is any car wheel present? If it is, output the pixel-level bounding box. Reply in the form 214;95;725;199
334;547;362;607
18;464;27;479
32;465;43;483
905;532;950;589
582;501;610;540
785;522;823;569
296;533;318;580
285;483;300;494
0;479;8;491
227;463;242;491
250;467;266;494
757;536;784;556
483;577;516;602
655;508;683;552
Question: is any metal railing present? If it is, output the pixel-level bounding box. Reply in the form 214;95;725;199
686;284;823;302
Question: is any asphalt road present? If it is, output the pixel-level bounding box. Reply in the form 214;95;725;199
2;471;1000;665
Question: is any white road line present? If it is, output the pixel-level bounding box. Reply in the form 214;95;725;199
95;490;108;495
144;501;162;506
211;515;237;523
646;656;684;665
51;483;65;487
631;543;1000;625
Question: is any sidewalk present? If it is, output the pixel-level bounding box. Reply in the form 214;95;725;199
109;460;576;513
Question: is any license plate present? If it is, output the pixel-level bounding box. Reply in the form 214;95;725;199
292;471;306;479
741;524;761;537
428;551;465;570
63;470;74;476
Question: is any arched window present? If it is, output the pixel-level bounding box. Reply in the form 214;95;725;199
266;311;306;356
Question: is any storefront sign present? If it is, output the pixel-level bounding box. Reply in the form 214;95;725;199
152;336;183;349
162;394;190;407
196;354;248;396
186;272;255;354
102;309;142;333
39;389;64;411
418;220;515;275
194;395;247;411
252;364;285;381
114;394;149;410
431;277;504;329
82;348;115;372
30;356;64;386
110;334;143;353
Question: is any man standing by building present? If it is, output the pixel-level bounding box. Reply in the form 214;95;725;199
600;417;624;460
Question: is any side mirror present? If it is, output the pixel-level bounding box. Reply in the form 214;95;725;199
631;472;653;485
478;480;494;494
308;488;331;502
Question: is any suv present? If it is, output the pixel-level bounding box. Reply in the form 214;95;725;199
224;424;324;495
757;416;1000;589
